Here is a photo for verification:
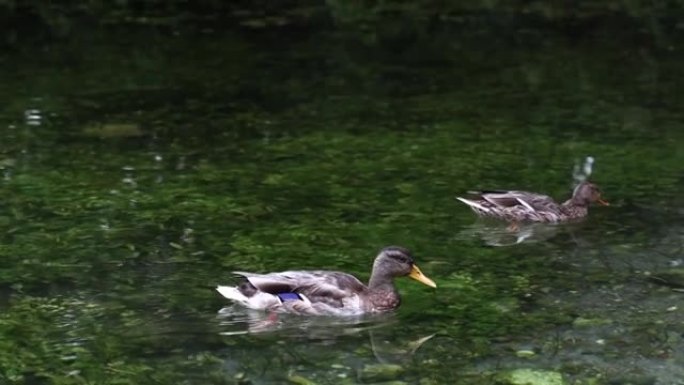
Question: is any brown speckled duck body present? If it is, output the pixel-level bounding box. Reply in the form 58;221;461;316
216;246;436;316
457;181;609;223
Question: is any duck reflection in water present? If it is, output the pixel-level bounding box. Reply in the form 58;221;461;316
216;305;435;364
456;220;562;247
217;305;395;337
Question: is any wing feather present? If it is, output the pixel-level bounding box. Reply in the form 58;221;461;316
479;191;556;210
458;189;564;221
234;270;367;301
515;197;537;212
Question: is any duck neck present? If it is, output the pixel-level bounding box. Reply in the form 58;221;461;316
368;272;397;292
367;273;401;311
563;196;589;207
561;198;589;216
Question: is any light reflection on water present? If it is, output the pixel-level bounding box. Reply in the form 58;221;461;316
24;108;43;126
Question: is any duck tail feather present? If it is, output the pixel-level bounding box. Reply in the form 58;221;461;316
216;285;247;302
456;197;490;212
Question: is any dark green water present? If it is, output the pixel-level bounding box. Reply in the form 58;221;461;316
0;16;683;385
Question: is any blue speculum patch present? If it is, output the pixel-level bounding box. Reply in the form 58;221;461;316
276;293;301;302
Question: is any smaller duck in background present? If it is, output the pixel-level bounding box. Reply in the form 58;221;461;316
456;156;609;227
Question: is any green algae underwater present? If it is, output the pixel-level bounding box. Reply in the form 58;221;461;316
0;3;683;385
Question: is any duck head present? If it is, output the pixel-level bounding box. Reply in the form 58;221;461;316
572;181;609;207
371;246;436;288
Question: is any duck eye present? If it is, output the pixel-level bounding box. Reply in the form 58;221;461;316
390;253;410;264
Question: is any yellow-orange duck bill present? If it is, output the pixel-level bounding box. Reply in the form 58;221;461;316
408;264;437;288
598;198;610;206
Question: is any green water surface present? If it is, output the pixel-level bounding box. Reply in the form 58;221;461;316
0;9;683;385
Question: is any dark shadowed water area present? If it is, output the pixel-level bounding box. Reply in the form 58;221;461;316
0;10;683;385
